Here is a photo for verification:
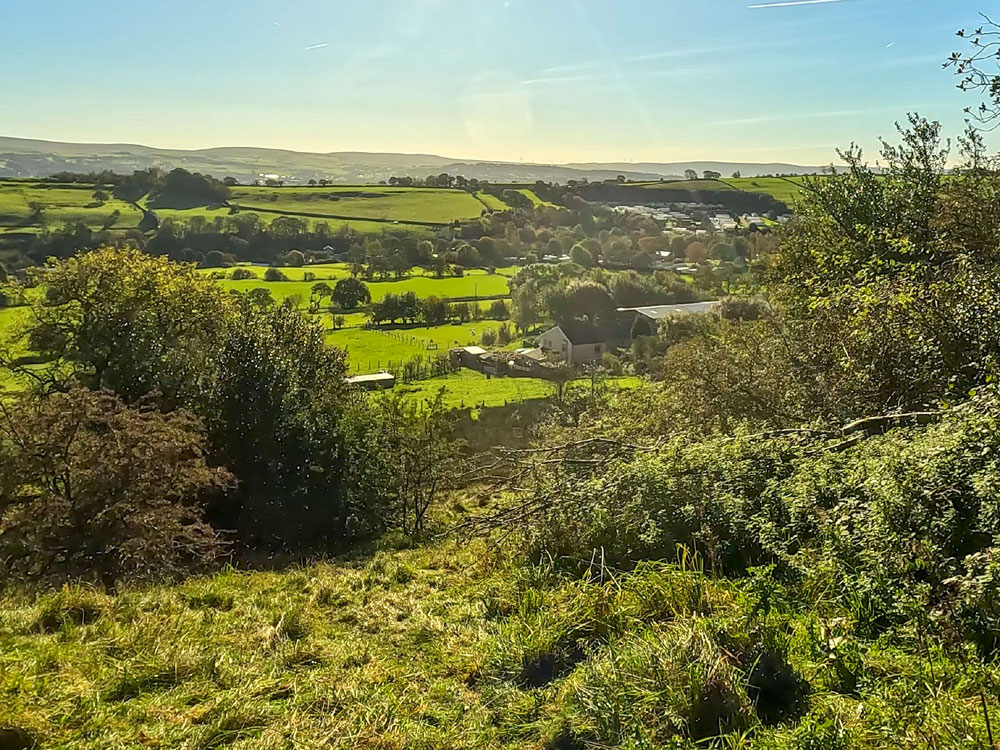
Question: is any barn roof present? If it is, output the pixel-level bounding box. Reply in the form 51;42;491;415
617;301;720;320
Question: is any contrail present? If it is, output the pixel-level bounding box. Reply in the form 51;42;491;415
749;0;845;8
304;42;329;50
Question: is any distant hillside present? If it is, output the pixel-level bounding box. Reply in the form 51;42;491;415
0;136;821;185
567;161;827;178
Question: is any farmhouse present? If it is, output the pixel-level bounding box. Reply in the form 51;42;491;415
539;320;618;364
618;301;720;340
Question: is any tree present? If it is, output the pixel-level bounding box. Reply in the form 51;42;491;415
422;296;450;325
264;267;289;282
948;15;1000;129
731;171;741;179
455;243;481;268
91;189;109;205
685;241;709;263
311;281;333;305
331;277;371;310
684;169;698;181
570;243;595;268
202;250;227;268
703;170;722;180
285;249;305;267
369;392;459;535
453;301;471;323
0;388;231;586
489;299;510;320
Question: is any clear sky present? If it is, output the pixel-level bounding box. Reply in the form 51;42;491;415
0;0;989;165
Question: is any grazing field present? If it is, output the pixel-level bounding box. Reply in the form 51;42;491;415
635;178;737;192
725;176;806;204
216;268;512;306
474;191;508;211
229;186;491;225
0;181;513;236
0;182;142;230
328;321;518;374
393;370;641;410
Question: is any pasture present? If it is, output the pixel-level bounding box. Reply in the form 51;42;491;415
392;370;641;410
725;176;806;204
327;320;519;374
228;185;490;225
214;266;513;306
0;182;142;230
0;181;516;236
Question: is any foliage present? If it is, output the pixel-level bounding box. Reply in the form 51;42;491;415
0;388;230;587
330;276;371;309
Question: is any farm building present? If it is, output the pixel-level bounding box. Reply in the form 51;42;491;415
539;320;619;365
619;301;720;340
345;371;396;391
449;346;489;370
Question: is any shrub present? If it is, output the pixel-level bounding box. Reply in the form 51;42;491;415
0;388;231;587
264;267;289;282
230;268;257;280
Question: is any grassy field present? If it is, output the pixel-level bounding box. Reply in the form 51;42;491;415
393;370;640;410
3;519;978;749
475;191;508;211
228;186;490;225
726;176;806;204
0;181;513;236
633;176;807;205
328;322;518;374
0;181;142;230
216;269;512;307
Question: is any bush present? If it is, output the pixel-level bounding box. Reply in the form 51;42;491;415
264;267;289;282
230;267;257;280
0;388;230;587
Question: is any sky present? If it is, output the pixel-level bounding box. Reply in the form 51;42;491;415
0;0;991;165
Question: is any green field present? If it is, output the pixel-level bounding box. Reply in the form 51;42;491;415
0;181;515;236
725;176;806;204
228;186;490;225
216;267;512;306
392;370;640;410
0;182;142;230
634;176;807;205
329;321;518;374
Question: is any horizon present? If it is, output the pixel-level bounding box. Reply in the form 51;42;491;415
1;0;989;165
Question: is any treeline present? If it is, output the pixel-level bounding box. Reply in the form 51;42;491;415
0;247;458;587
44;166;230;206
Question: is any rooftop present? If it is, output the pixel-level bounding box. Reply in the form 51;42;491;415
617;301;720;320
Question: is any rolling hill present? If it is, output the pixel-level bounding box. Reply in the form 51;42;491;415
0;136;824;185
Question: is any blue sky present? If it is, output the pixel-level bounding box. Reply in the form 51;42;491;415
0;0;989;164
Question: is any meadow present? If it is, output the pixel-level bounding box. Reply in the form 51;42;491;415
0;181;142;230
0;181;514;236
328;322;519;374
228;185;492;225
213;266;513;306
634;176;807;205
725;176;806;204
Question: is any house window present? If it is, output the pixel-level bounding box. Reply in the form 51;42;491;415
595;344;602;353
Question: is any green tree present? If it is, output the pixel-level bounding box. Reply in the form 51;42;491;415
331;277;371;310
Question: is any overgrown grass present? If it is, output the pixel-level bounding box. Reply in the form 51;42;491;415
3;540;995;749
